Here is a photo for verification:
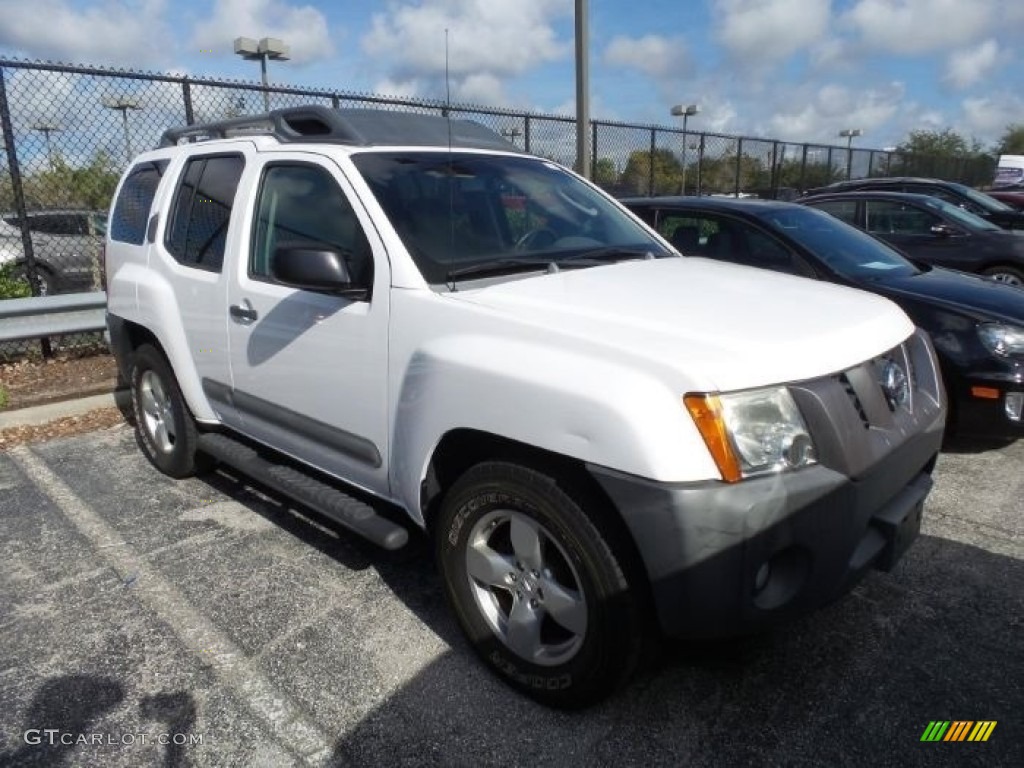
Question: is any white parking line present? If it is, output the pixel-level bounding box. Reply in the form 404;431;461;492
10;445;335;766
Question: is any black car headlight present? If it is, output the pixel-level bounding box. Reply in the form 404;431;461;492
978;323;1024;357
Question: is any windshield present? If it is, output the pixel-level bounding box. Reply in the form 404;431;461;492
948;181;1014;212
351;151;669;284
920;196;1003;231
756;206;919;279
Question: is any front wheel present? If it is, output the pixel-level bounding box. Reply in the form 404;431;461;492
130;344;211;478
983;265;1024;287
436;461;645;708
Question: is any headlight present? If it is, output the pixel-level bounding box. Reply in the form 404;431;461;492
978;323;1024;357
685;387;816;483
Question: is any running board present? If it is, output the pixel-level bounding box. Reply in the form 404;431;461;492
198;433;408;550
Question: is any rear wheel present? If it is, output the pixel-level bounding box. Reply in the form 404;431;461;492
983;265;1024;287
11;263;56;296
436;461;645;708
130;344;211;478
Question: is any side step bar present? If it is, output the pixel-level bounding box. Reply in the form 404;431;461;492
198;433;408;550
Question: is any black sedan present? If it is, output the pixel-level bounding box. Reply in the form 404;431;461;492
622;196;1024;439
800;176;1024;230
797;191;1024;286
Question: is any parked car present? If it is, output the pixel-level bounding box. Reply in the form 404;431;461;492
623;196;1024;439
104;105;944;707
798;191;1024;286
800;177;1024;231
986;185;1024;212
0;209;108;294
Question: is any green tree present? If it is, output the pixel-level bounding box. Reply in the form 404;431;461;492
996;124;1024;155
896;128;981;158
620;148;682;195
592;157;619;188
19;150;121;210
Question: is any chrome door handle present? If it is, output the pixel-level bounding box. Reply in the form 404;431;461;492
229;300;258;323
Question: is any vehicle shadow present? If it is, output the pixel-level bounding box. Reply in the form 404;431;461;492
319;533;1023;768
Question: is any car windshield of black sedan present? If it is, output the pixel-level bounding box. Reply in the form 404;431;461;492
949;181;1015;213
351;151;670;285
921;196;1003;231
758;206;919;279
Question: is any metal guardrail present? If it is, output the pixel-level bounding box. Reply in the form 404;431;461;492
0;291;106;343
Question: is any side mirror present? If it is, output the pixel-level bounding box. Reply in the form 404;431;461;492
271;246;368;299
929;223;961;237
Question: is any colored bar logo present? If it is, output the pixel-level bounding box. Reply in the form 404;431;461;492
920;721;996;742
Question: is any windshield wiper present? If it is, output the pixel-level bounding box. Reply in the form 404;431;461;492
561;246;661;264
446;257;553;283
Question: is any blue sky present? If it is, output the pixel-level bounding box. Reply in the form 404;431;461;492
1;0;1022;150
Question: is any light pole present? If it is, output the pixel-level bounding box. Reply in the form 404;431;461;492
574;0;591;179
671;103;700;195
839;128;862;180
32;123;61;169
102;97;141;163
234;37;290;112
501;127;522;146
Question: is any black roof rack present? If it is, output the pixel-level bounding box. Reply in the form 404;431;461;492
158;104;522;153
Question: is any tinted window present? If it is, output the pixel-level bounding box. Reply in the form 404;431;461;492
111;160;168;245
251;164;373;289
864;201;939;235
810;199;858;225
165;155;244;271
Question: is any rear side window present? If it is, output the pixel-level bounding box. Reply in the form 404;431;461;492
810;199;858;225
165;155;244;271
111;160;168;245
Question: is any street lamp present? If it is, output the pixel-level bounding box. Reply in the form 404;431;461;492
501;127;522;146
234;37;290;112
839;128;862;180
32;123;61;169
671;103;700;195
102;97;141;163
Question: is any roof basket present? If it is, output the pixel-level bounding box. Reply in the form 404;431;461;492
158;104;522;153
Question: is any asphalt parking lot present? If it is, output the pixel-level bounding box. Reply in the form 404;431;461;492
0;424;1021;767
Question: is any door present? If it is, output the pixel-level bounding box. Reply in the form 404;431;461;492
226;155;391;495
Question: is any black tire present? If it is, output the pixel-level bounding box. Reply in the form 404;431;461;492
436;461;645;708
982;265;1024;287
11;263;57;296
130;344;211;478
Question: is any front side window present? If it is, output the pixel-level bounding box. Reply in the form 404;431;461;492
251;163;373;289
864;201;939;236
351;151;670;285
111;160;168;245
165;155;244;271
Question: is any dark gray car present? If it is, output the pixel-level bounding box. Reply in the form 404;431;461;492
0;209;107;295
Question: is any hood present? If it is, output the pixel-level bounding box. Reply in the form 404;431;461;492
878;267;1024;324
450;257;913;392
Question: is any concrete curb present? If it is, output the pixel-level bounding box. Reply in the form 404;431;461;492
0;389;130;429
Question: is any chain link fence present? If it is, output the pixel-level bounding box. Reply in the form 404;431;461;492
0;58;999;358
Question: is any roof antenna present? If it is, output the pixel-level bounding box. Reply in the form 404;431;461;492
444;28;457;291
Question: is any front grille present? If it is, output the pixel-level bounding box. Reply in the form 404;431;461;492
789;329;944;477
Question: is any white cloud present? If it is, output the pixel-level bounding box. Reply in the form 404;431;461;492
842;0;996;55
0;0;172;67
961;93;1024;143
361;0;571;99
603;35;690;78
191;0;334;65
944;39;1000;90
713;0;831;63
764;81;905;144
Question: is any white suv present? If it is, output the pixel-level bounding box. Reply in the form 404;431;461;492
105;106;946;707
